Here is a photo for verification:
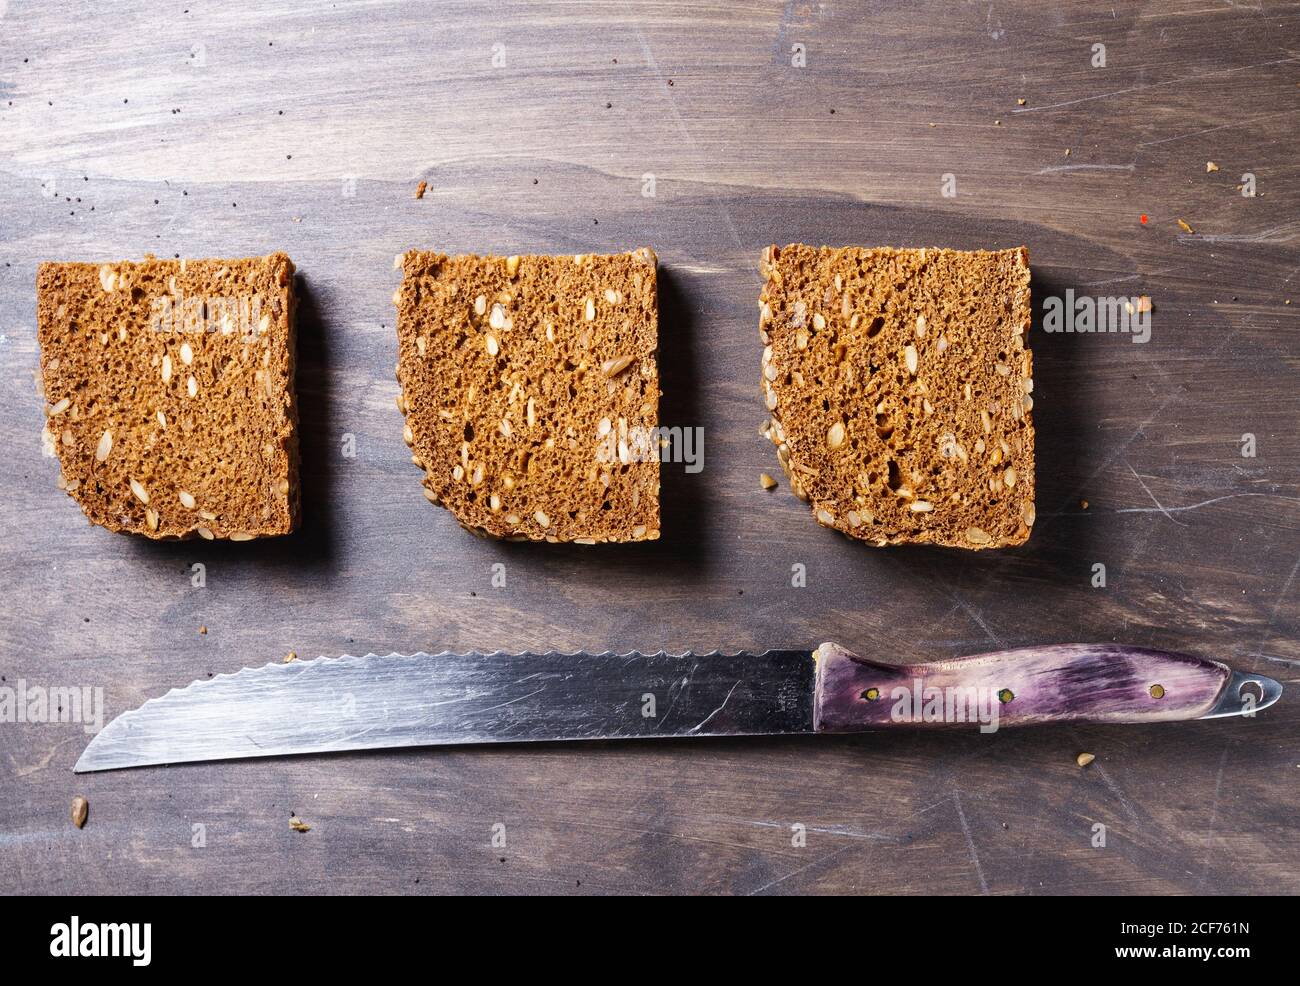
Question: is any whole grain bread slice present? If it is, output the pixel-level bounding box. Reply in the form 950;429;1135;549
394;249;660;542
759;244;1034;549
37;253;299;540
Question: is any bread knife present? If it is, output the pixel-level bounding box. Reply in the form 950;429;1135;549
74;643;1282;772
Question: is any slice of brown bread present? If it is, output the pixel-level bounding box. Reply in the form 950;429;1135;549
759;244;1034;549
36;253;300;540
394;249;660;542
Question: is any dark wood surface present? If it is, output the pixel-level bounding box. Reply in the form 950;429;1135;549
3;0;1298;895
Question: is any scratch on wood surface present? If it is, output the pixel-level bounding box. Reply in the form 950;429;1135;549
1115;492;1300;516
1137;107;1300;146
1193;743;1231;892
743;820;898;842
953;791;989;895
632;23;745;252
1012;56;1300;113
1179;224;1299;245
1092;761;1141;828
945;592;1005;648
745;843;855;896
1125;462;1188;527
1033;163;1135;176
8;740;72;778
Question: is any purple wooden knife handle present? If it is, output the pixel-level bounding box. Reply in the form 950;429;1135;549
812;642;1231;731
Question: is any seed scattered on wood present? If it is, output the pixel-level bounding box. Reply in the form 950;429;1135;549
760;472;777;490
1076;752;1095;767
1177;218;1195;234
284;651;298;663
70;796;88;829
1206;161;1219;173
289;815;311;832
414;181;427;199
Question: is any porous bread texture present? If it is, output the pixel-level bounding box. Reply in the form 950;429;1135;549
395;249;660;543
36;253;300;540
759;244;1034;549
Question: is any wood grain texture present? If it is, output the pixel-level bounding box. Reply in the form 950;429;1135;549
2;0;1298;895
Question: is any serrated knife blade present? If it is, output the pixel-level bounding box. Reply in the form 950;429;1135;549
74;644;1281;772
74;649;816;772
